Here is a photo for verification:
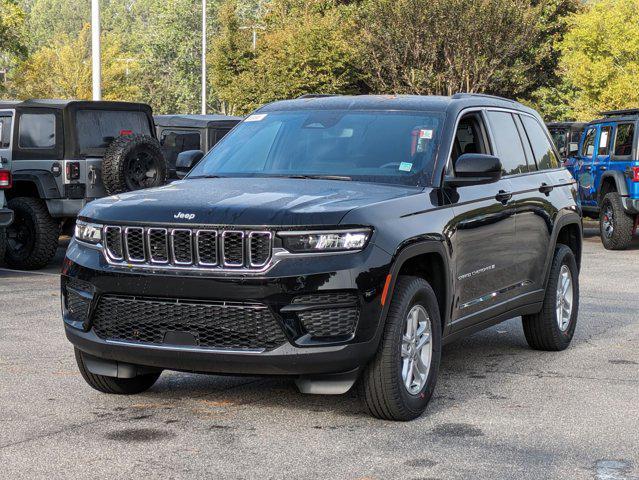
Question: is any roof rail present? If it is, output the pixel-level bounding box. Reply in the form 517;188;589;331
451;92;516;103
600;108;639;117
297;94;341;99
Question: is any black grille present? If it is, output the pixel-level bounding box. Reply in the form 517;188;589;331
105;226;123;259
148;229;169;263
292;292;358;305
249;232;272;267
125;227;145;261
196;230;218;265
222;231;244;266
103;226;271;270
299;308;359;338
172;229;193;264
92;296;287;351
65;279;93;325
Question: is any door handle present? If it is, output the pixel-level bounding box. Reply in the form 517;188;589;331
585;165;592;171
495;190;512;204
539;183;553;195
599;165;607;171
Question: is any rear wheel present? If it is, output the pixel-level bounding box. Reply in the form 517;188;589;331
75;348;161;395
4;197;59;270
600;192;634;250
359;276;442;421
522;244;579;351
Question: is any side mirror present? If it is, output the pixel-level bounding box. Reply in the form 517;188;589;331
175;150;204;179
568;142;579;155
445;153;502;187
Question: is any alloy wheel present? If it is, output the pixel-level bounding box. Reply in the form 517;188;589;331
401;304;433;395
556;264;573;332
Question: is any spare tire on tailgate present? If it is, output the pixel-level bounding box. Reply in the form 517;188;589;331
103;134;167;195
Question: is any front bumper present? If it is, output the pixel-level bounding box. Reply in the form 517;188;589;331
0;207;13;227
62;238;392;377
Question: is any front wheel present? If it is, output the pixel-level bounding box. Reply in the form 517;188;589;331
522;244;579;351
75;348;161;395
600;192;634;250
359;276;442;421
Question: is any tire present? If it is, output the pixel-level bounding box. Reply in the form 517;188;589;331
522;244;579;351
4;197;59;270
103;134;167;195
359;276;442;421
600;192;634;250
74;348;161;395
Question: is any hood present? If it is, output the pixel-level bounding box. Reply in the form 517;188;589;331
81;177;420;227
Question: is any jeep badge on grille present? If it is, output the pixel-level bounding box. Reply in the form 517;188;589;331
174;212;196;220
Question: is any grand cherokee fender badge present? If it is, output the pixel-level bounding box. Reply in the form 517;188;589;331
174;212;196;220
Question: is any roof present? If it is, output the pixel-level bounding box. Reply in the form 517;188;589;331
546;121;587;129
258;94;536;116
154;114;243;128
0;99;153;112
601;108;639;117
589;108;639;125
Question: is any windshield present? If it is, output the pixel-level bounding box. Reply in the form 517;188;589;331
188;110;443;186
75;110;152;155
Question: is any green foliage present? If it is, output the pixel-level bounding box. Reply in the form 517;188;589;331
559;0;639;120
210;0;361;114
0;0;26;57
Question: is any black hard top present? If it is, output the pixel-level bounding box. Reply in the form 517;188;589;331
0;99;153;114
589;108;639;125
259;93;538;117
154;114;242;128
547;121;587;129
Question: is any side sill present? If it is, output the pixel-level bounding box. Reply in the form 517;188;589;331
442;301;542;346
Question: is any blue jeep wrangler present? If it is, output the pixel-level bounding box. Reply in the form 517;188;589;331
567;109;639;249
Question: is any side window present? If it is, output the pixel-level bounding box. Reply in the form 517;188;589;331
521;116;559;170
449;112;489;174
486;111;529;175
613;123;634;158
581;127;596;157
18;113;56;149
598;126;612;156
0;115;12;149
160;129;202;166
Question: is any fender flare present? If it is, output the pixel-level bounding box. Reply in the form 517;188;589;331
541;210;583;290
11;170;61;199
380;239;453;335
598;170;629;200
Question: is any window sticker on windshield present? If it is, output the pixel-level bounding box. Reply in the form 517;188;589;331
419;129;433;139
399;162;413;172
245;114;267;122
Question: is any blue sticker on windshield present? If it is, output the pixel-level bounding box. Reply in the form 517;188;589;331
399;162;413;172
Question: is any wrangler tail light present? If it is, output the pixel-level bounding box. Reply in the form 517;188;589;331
630;166;639;182
0;170;11;189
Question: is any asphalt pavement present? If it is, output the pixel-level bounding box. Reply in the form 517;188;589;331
0;225;638;479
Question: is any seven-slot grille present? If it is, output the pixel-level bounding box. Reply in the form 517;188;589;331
104;226;272;270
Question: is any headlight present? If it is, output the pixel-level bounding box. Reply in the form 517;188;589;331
279;228;371;253
75;220;103;245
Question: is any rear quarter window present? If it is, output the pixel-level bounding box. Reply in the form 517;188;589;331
0;115;12;149
613;123;634;158
18;114;56;149
521;116;559;170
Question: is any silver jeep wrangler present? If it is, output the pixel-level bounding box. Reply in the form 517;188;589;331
0;99;164;270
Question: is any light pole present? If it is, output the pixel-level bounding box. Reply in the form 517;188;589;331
91;0;101;101
201;0;207;115
239;25;266;51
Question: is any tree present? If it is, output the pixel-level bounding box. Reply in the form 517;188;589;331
355;0;553;97
210;0;361;114
0;0;26;94
558;0;639;119
7;25;139;101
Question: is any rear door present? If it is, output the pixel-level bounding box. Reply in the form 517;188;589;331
574;125;598;207
593;123;615;195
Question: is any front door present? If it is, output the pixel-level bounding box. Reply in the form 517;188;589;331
593;123;615;194
575;125;598;207
446;111;518;331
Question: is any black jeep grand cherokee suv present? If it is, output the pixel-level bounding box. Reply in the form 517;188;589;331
62;94;582;421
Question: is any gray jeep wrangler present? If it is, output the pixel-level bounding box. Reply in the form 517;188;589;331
0;109;14;260
0;99;164;270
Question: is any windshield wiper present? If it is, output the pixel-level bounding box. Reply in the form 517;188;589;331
280;174;352;181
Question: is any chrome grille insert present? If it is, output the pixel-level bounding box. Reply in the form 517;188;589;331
103;226;272;272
